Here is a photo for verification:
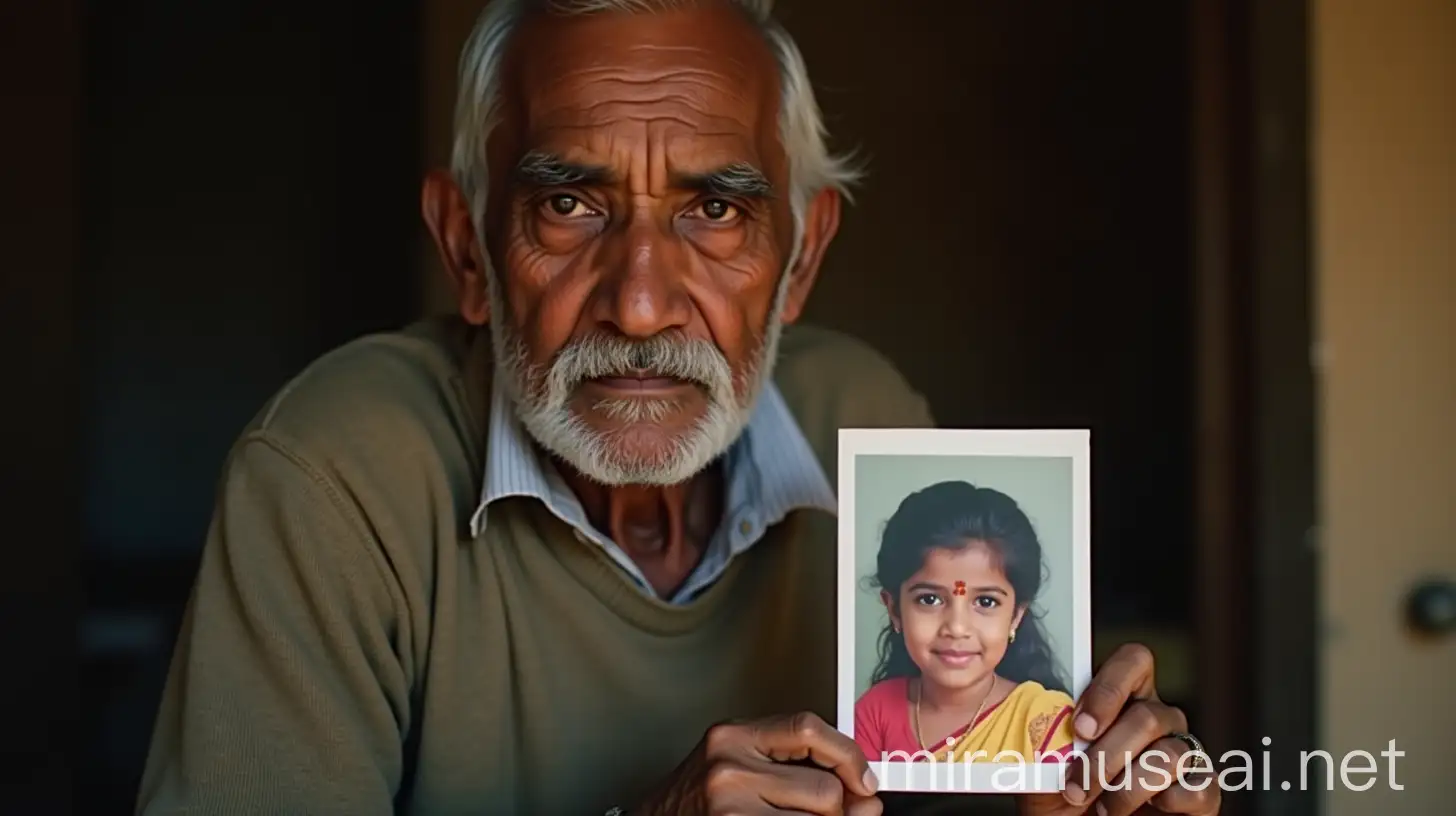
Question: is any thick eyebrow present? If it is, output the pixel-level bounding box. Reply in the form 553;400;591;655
514;152;773;199
514;150;614;187
673;162;774;199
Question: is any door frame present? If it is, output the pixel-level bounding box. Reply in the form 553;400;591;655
1190;0;1318;814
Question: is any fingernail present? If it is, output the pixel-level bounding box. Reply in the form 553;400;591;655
863;766;879;794
1075;713;1098;739
1064;781;1085;805
1096;802;1108;816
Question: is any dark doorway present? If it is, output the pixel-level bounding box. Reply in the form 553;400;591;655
77;1;421;811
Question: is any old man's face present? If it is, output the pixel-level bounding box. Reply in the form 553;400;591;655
435;3;837;485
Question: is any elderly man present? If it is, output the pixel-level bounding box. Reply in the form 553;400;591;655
137;1;1219;815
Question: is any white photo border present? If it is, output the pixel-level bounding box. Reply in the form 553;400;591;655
835;428;1093;794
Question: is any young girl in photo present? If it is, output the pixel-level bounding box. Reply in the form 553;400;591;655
854;479;1076;765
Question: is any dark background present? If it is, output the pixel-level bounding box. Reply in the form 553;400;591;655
77;5;421;809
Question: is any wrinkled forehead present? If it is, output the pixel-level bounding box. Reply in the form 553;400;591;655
494;6;785;181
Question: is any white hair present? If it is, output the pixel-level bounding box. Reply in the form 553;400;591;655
448;0;864;244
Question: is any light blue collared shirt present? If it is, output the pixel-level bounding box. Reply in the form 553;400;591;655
468;377;837;603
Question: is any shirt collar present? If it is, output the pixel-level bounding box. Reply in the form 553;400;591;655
468;378;837;539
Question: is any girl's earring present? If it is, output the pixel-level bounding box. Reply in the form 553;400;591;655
1009;628;1017;643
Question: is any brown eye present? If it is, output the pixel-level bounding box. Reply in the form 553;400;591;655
544;194;592;218
692;199;738;221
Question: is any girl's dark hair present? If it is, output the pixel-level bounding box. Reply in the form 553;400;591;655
867;479;1068;693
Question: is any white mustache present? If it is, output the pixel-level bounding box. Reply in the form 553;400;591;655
546;332;735;398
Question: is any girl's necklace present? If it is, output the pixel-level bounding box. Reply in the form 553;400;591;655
913;677;996;751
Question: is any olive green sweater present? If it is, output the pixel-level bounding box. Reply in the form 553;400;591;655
136;317;935;815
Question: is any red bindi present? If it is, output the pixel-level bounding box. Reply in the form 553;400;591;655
953;580;967;596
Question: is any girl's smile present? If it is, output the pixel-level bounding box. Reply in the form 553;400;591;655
930;647;980;669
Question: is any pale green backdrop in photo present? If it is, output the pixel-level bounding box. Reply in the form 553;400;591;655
852;454;1076;698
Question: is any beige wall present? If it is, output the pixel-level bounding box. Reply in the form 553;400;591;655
1314;0;1455;812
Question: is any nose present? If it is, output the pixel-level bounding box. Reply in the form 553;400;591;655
590;206;692;339
940;599;975;639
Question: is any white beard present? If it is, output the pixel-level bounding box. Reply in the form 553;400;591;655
484;259;795;486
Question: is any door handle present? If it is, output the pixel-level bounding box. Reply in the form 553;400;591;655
1406;578;1456;636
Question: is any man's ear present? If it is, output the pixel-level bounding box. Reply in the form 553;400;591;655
421;169;490;325
777;187;842;325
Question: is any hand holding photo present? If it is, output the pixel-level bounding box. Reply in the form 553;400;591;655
836;429;1092;794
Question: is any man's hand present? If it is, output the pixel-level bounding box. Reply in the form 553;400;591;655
634;711;883;816
1023;644;1221;816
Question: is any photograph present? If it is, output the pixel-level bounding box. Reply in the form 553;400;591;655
836;429;1092;794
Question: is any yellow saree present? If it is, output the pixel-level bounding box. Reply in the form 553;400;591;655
929;681;1076;764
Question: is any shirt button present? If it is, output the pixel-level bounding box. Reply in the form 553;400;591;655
738;519;753;536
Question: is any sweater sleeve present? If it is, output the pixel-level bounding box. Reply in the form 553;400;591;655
136;433;409;816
